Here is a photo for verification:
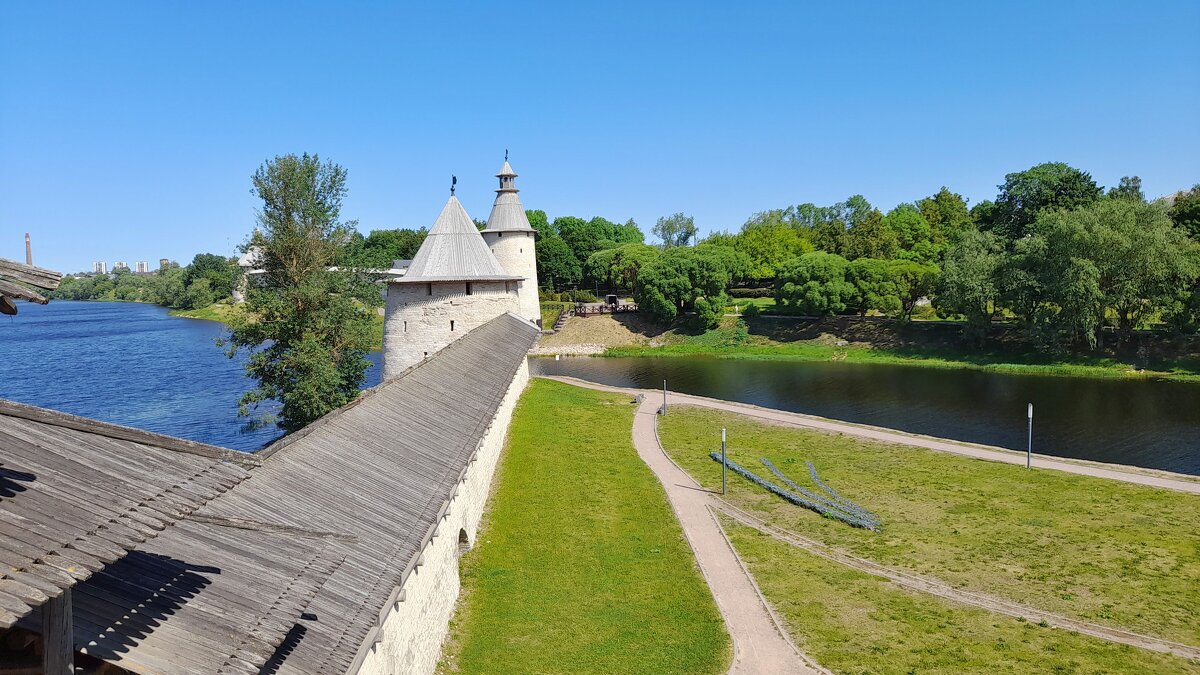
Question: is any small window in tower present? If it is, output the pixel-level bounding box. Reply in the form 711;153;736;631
498;232;503;237
427;283;432;296
403;320;407;333
424;352;428;358
520;248;523;253
466;283;473;295
450;320;455;332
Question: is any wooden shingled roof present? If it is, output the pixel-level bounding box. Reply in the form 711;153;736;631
0;400;258;629
1;310;538;673
193;311;541;674
0;257;62;315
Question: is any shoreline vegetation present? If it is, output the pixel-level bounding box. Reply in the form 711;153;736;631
540;313;1200;383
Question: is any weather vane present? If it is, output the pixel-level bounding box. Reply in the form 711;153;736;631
451;175;457;196
504;148;508;162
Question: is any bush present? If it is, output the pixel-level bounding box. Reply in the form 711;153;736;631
729;287;772;298
742;303;762;318
691;295;723;331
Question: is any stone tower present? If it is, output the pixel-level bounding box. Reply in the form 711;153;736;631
381;193;522;380
481;159;541;326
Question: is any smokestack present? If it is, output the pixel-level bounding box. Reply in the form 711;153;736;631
25;233;31;265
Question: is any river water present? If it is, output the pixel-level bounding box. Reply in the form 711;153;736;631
3;302;1198;474
0;301;382;451
530;356;1200;475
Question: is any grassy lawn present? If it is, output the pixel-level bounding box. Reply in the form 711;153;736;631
659;405;1200;646
721;516;1198;674
606;319;1200;382
439;380;730;674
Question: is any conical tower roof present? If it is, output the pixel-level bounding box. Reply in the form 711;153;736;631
397;195;520;283
481;159;535;233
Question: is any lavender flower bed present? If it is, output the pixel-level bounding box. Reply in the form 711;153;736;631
760;458;880;528
710;452;878;530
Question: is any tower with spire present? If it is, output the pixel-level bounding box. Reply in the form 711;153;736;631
480;157;541;326
381;188;524;379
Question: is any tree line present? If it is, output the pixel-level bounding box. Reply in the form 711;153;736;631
51;253;241;310
534;163;1200;350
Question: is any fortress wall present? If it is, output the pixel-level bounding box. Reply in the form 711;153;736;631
356;358;530;675
382;281;519;380
483;230;540;326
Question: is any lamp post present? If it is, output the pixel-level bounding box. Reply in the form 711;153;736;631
1026;403;1034;469
721;428;727;495
662;379;667;415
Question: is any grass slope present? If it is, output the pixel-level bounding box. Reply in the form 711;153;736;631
605;319;1200;382
721;516;1198;674
659;406;1200;646
439;380;730;674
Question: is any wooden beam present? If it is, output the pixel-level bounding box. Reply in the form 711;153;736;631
0;257;61;290
40;588;73;675
0;280;48;305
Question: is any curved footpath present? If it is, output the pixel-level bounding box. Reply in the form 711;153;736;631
544;375;1200;495
543;375;1200;668
628;390;827;674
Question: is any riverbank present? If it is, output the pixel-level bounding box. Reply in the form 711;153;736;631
540;314;1200;382
170;301;386;350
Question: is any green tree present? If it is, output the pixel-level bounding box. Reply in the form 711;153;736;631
1168;185;1200;240
918;187;972;243
846;258;901;316
536;234;582;290
526;209;549;232
883;204;940;265
735;221;812;282
634;247;733;324
1108;176;1144;202
775;252;857;316
224;153;381;432
184;253;237;299
986;162;1103;241
933;229;1004;344
652;213;698;248
184;278;215;310
842;209;897;260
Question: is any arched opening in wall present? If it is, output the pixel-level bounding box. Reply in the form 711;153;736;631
457;528;470;557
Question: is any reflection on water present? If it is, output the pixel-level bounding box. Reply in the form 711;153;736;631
0;301;382;451
531;356;1200;475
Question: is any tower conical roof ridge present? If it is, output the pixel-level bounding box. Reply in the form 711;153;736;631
398;195;520;282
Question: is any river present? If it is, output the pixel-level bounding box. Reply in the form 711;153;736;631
0;301;382;451
3;302;1197;474
529;356;1200;476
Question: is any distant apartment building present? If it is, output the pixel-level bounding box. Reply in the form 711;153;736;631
114;261;129;271
135;261;149;273
159;258;170;270
92;261;107;274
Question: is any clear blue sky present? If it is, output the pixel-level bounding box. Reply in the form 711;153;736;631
2;1;1197;272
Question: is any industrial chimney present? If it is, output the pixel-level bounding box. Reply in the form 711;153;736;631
25;233;32;265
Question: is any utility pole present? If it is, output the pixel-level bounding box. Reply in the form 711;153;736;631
1026;403;1034;469
662;379;667;415
721;428;727;495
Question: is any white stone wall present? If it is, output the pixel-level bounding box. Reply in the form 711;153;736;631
355;359;530;675
483;231;540;327
381;281;519;380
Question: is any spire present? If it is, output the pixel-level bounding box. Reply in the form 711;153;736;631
482;155;534;233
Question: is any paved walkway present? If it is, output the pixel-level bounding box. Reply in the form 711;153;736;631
546;376;1200;495
629;395;826;674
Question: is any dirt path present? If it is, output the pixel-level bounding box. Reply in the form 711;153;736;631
546;376;1200;663
544;376;1200;495
630;395;827;674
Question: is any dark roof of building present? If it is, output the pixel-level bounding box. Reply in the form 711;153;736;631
1;311;539;674
194;311;540;674
0;400;257;629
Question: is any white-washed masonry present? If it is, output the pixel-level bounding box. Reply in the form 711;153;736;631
382;281;519;378
356;359;530;675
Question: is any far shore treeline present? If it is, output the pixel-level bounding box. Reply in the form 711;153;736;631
52;161;1200;359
